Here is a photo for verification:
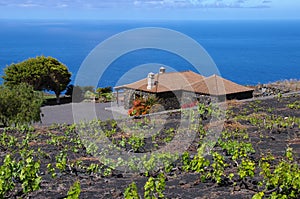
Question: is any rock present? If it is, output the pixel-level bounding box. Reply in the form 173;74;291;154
233;185;241;191
116;173;123;178
179;180;187;185
181;183;192;189
112;190;123;197
169;185;176;189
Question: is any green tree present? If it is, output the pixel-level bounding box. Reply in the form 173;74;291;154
3;56;71;103
0;83;44;127
96;86;112;95
96;86;114;102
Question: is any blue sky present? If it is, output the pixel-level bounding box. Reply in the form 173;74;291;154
0;0;299;20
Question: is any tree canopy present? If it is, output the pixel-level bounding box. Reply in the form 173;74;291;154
2;56;71;103
96;86;112;95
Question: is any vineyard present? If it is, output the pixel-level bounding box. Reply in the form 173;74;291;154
0;93;299;199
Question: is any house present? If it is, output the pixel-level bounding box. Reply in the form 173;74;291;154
114;67;254;110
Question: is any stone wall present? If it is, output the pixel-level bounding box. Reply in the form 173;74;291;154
183;91;219;105
195;93;213;105
156;91;181;110
253;84;290;97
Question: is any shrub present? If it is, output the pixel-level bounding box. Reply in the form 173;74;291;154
0;152;41;197
0;83;44;127
144;173;166;199
124;182;140;199
128;97;158;116
65;180;81;199
257;148;300;198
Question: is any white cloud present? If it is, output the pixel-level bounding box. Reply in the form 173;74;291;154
17;3;40;7
132;0;271;8
0;0;271;9
56;3;68;8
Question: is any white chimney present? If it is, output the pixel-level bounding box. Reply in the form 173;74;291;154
159;67;166;74
147;72;155;90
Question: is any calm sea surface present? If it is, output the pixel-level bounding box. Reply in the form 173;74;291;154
0;20;299;88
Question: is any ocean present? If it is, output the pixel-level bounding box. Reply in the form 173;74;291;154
0;19;300;89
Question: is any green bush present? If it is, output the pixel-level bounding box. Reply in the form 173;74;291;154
65;180;81;199
257;148;300;198
0;83;44;127
144;173;166;199
0;152;41;198
124;182;140;199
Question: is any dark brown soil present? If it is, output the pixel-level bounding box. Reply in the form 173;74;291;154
0;93;299;199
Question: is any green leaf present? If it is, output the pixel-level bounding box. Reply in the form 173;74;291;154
252;192;264;199
65;180;81;199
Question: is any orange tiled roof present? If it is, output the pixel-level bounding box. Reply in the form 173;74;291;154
115;71;253;96
184;74;254;95
115;71;205;93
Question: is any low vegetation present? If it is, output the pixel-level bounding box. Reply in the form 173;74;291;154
0;90;299;198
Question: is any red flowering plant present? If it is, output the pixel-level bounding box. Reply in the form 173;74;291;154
181;101;198;109
128;96;158;116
